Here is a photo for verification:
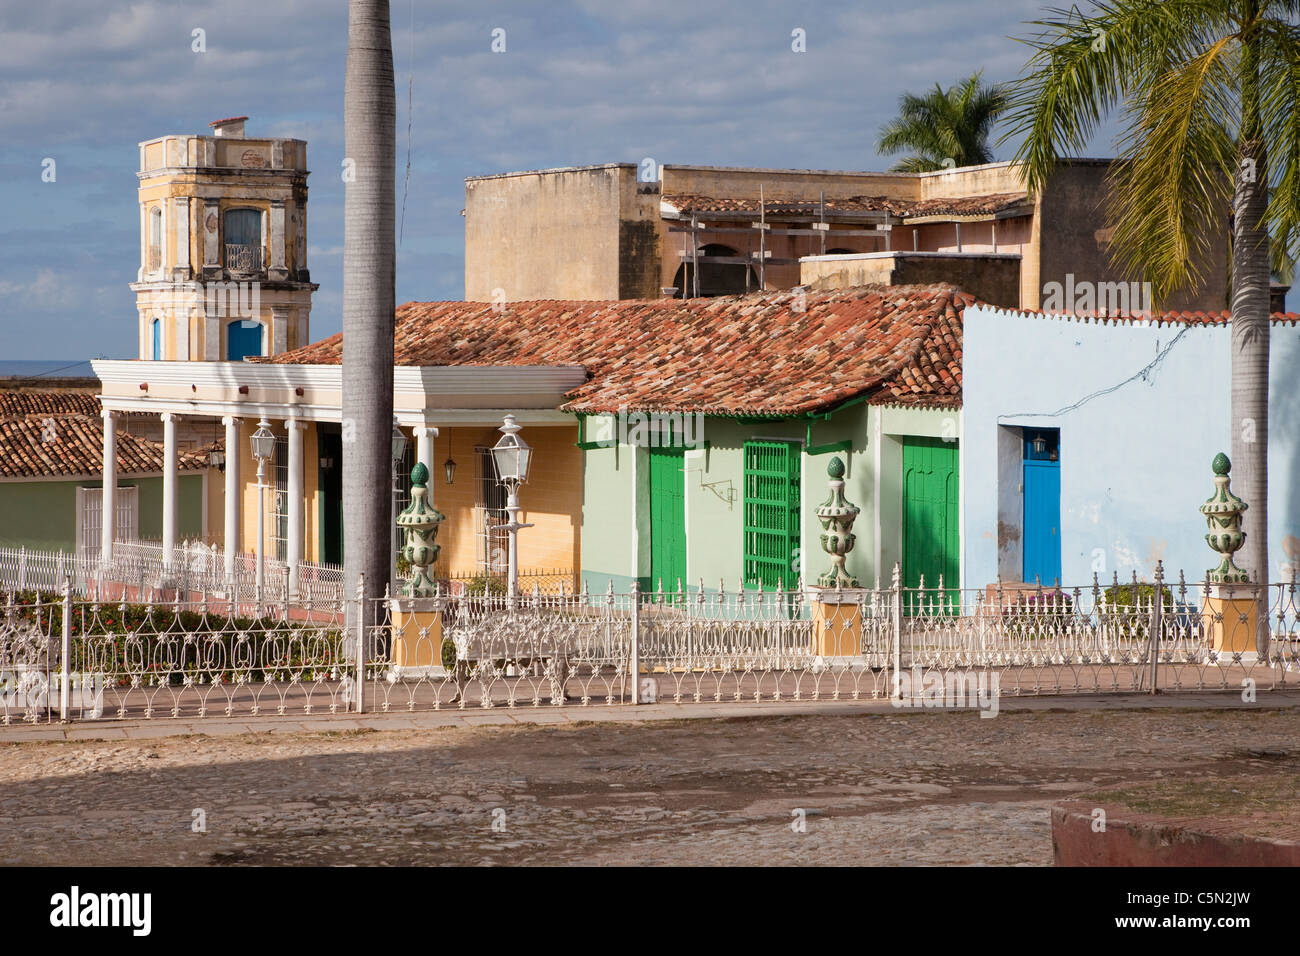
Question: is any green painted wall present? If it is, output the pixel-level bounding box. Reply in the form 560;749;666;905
0;475;205;552
578;405;959;593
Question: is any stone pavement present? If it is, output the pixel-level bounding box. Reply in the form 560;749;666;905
1;691;1297;866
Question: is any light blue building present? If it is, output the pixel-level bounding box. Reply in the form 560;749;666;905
961;304;1300;589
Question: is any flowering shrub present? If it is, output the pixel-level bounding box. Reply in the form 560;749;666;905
3;591;344;686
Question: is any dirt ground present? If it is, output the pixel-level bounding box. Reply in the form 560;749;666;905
1;707;1297;866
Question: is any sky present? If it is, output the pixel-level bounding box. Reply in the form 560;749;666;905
0;0;1122;361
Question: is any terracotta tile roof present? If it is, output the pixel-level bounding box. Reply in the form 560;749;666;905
661;192;1030;220
264;284;972;415
0;390;102;418
0;414;209;479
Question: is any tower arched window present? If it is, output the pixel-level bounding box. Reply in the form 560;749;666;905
150;318;162;361
224;208;263;275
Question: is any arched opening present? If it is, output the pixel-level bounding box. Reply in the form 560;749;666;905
672;243;759;297
825;247;857;255
224;207;263;274
150;318;162;361
227;319;264;362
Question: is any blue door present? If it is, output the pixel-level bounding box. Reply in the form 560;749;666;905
227;320;263;361
1022;429;1061;584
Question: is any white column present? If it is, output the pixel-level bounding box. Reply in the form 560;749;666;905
287;419;306;598
162;413;178;570
223;416;241;581
101;410;117;566
413;425;437;504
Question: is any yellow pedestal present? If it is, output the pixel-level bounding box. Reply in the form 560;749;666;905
811;594;863;658
1201;585;1259;657
389;601;444;672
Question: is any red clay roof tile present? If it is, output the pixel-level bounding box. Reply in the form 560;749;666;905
264;284;972;414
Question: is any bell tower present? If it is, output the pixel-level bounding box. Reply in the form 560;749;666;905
130;116;318;361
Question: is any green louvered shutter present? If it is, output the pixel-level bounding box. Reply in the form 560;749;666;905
743;441;801;589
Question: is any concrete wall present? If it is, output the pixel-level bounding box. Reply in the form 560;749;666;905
916;162;1026;200
464;165;633;302
962;305;1300;588
1034;162;1229;313
800;252;1021;307
661;165;920;202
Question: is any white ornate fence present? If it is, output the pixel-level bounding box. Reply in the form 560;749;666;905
0;543;344;609
2;567;1297;724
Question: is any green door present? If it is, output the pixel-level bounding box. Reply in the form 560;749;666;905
647;447;687;591
743;440;800;589
902;437;959;606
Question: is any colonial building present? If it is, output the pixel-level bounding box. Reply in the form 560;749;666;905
0;384;207;556
962;304;1300;587
464;160;1229;313
131;116;317;363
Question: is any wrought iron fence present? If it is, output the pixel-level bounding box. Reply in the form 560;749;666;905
2;565;1296;724
0;543;344;609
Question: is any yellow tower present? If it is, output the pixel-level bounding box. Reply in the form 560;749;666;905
131;116;318;362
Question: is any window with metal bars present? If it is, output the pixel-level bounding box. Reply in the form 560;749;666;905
474;446;509;573
271;435;288;562
742;440;800;589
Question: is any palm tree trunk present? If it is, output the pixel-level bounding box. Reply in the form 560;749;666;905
342;0;395;628
1230;9;1271;657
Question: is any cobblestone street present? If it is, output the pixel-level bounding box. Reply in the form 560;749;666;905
2;703;1297;866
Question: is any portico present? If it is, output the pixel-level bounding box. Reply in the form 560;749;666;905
93;359;587;598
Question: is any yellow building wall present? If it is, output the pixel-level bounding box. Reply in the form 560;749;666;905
225;421;580;580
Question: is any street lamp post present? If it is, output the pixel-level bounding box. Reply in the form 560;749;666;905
390;417;408;593
490;414;534;605
250;418;276;615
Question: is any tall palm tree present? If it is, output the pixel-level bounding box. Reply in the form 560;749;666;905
1006;1;1300;655
877;71;1010;171
343;0;395;624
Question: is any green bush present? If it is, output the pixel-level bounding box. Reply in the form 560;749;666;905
464;574;507;596
1103;582;1174;610
3;591;344;685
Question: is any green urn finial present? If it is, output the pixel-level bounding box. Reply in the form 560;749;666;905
396;464;445;597
814;456;860;588
1200;452;1249;584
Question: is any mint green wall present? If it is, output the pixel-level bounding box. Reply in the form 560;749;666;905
0;475;205;552
578;406;959;592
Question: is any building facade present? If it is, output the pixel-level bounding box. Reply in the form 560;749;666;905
464;159;1229;313
131;116;317;363
962;304;1300;589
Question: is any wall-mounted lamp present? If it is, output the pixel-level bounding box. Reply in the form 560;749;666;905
1030;434;1048;455
443;457;457;485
